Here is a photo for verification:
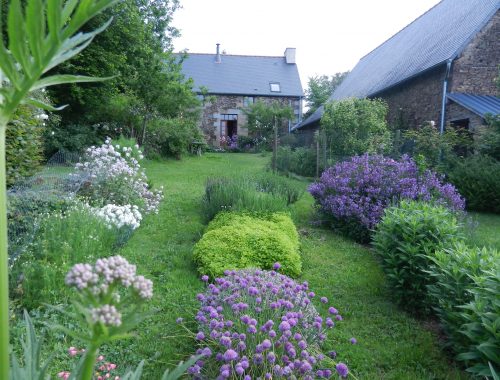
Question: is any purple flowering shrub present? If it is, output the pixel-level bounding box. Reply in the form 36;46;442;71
186;267;351;379
308;154;465;242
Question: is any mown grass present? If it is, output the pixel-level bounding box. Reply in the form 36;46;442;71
13;152;497;378
112;153;473;378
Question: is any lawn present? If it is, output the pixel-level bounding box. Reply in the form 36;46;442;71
111;153;473;378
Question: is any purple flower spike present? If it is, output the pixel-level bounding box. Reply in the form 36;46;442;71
336;363;349;378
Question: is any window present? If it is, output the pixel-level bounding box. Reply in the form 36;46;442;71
243;96;254;107
270;82;281;92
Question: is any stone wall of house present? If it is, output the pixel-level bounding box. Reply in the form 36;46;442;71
199;95;301;146
446;102;485;130
450;10;500;95
378;66;446;129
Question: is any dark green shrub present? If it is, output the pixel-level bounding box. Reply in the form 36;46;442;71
201;175;303;223
475;115;500;160
275;146;318;177
146;117;205;159
426;244;499;377
6;105;45;186
447;155;500;213
372;200;463;314
193;212;301;278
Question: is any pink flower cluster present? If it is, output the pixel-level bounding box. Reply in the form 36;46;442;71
187;267;352;379
57;349;119;380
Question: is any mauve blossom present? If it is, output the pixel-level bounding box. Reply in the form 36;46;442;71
336;363;349;378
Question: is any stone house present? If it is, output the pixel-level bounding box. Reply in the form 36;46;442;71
178;45;304;146
296;0;500;134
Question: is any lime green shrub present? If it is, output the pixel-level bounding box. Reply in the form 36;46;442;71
427;244;499;377
193;212;301;278
372;200;463;314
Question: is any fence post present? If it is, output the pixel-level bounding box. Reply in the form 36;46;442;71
272;116;278;173
315;130;320;178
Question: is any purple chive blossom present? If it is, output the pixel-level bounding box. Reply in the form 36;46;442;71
223;349;238;362
328;351;337;358
328;306;338;315
279;321;291;331
176;317;183;324
201;275;209;282
350;337;357;344
273;262;282;270
320;297;328;304
336;315;343;321
336;363;349;378
195;331;205;340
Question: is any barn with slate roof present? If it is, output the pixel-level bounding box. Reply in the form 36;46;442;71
178;45;304;146
296;0;500;133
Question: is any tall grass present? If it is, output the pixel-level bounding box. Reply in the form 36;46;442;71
201;173;303;222
10;204;120;310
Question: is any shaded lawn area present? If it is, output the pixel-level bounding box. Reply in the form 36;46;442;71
114;152;478;378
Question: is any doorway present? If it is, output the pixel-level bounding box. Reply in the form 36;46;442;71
220;114;238;138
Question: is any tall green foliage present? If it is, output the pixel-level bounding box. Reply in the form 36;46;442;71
304;72;348;117
244;100;293;140
321;98;392;157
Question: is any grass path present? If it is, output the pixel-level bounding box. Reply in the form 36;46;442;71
116;153;465;379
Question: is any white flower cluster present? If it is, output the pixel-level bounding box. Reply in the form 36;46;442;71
94;204;142;230
90;304;122;326
74;138;163;214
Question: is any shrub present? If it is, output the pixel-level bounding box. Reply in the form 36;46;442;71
426;244;499;377
321;97;392;157
187;268;350;379
145;117;205;159
275;146;318;177
309;154;465;242
447;155;500;213
193;212;301;278
74;138;163;214
372;200;463;314
475;114;500;160
201;175;302;223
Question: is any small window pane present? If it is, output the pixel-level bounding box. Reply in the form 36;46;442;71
270;83;281;92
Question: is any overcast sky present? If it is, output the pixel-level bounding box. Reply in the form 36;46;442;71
172;0;442;90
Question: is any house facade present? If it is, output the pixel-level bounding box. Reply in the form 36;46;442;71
179;45;304;146
296;0;500;133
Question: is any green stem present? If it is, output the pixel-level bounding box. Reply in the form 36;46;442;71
0;124;9;380
81;343;99;380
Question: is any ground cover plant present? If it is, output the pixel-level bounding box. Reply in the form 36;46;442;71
309;154;465;242
193;212;301;278
186;268;351;379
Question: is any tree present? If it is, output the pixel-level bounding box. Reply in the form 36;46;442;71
304;72;348;117
321;98;392;158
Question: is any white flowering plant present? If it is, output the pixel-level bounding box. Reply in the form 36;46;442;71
74;138;163;215
94;204;142;230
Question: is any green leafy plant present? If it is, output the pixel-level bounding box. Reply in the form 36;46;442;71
193;212;302;278
0;0;120;377
426;243;499;377
447;155;500;213
372;200;463;314
275;146;319;177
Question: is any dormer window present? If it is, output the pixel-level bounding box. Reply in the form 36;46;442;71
270;82;281;92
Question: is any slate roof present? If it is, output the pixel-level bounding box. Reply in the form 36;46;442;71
296;0;500;130
447;93;500;117
177;53;303;97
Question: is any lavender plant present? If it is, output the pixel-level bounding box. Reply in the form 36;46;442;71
74;138;163;214
183;266;353;379
308;154;465;242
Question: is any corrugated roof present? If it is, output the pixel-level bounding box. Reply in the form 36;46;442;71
447;93;500;117
177;53;303;97
297;0;499;129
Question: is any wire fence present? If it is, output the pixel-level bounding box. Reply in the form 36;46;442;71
7;151;88;265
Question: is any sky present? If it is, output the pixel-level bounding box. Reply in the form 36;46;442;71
172;0;442;90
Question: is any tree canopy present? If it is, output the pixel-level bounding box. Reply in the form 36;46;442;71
304;72;348;117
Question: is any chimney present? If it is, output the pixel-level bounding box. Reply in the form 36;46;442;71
215;43;222;63
284;48;296;64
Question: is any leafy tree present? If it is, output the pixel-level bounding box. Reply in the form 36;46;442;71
304;72;348;117
321;98;392;157
244;100;293;141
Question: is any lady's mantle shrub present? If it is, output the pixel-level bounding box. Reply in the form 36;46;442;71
309;154;464;242
188;268;350;379
74;138;163;214
426;244;500;377
193;212;301;278
372;200;463;314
